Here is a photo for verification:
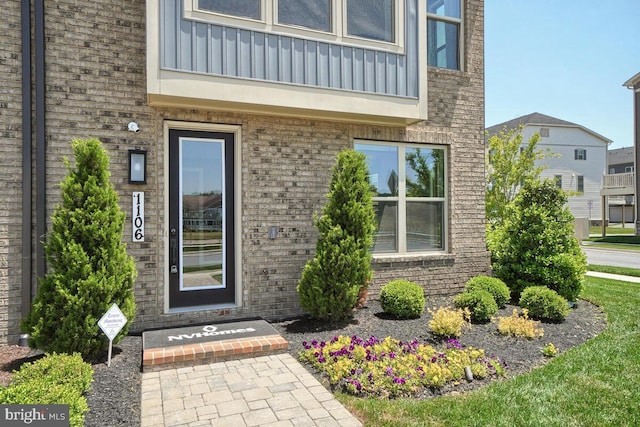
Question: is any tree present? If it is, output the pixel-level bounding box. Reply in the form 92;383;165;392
488;179;586;302
485;126;550;226
23;138;137;361
297;149;376;321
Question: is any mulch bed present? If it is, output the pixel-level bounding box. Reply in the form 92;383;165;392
0;295;608;425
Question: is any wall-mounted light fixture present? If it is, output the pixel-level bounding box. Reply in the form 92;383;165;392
128;149;147;184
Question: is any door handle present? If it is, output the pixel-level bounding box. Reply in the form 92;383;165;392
170;228;178;274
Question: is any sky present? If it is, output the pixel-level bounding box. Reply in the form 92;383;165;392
485;1;640;149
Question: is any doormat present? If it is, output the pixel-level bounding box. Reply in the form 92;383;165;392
142;319;281;350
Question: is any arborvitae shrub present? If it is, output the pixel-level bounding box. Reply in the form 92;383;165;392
489;180;586;302
464;276;511;307
454;290;498;323
380;279;425;319
23;138;136;361
297;150;375;321
519;286;570;321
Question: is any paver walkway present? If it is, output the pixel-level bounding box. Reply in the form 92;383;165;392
141;353;363;427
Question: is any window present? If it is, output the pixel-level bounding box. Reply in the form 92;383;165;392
540;127;549;137
191;0;402;50
574;148;587;160
609;167;616;174
277;0;331;32
355;142;446;254
347;0;394;42
625;165;635;173
198;0;261;20
427;0;461;70
555;175;562;189
577;175;584;193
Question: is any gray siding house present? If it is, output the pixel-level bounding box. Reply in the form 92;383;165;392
0;0;489;344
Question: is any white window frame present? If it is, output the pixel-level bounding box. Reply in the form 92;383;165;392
426;0;463;71
625;165;634;173
577;175;584;193
185;0;405;54
355;140;448;255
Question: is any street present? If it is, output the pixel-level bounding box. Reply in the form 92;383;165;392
582;246;640;269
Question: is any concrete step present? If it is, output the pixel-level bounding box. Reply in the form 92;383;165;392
142;319;288;372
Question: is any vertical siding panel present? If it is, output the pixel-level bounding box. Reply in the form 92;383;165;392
353;48;364;91
396;55;406;96
342;47;353;90
317;43;329;87
279;36;292;83
224;28;237;76
210;25;223;74
364;50;375;92
305;40;317;86
376;52;386;93
161;0;177;69
266;34;279;80
238;29;251;78
194;22;208;73
292;38;305;84
386;54;397;95
329;45;341;88
178;17;192;70
253;32;265;79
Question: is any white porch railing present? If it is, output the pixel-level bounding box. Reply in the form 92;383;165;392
601;172;635;196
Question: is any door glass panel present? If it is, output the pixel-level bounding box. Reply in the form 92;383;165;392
180;139;225;290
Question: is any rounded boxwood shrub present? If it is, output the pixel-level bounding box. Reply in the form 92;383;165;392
519;286;570;321
380;279;425;319
464;276;511;307
454;290;498;323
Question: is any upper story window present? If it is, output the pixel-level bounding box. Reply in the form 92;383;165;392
427;0;462;70
198;0;262;20
574;148;587;160
555;174;562;189
356;141;447;254
625;165;634;173
540;127;550;137
347;0;394;43
190;0;403;52
278;0;331;32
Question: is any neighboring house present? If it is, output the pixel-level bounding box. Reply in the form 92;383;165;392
0;0;488;345
623;72;640;235
486;112;610;222
606;147;635;223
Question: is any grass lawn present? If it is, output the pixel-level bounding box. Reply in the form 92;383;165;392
338;276;640;426
589;226;636;236
588;264;640;278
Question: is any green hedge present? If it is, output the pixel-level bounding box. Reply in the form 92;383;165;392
464;276;511;307
380;279;425;319
0;353;93;427
519;286;570;321
454;290;498;323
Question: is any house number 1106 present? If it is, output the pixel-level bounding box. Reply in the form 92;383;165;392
132;192;144;242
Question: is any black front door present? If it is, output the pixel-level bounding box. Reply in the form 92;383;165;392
168;130;235;309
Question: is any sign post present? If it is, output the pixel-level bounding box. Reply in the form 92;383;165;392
98;304;127;367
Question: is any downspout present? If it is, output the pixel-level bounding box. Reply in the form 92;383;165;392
635;83;640;236
21;0;32;319
35;0;46;280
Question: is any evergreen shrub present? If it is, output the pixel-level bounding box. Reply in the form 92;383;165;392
0;353;93;427
23;138;137;361
380;279;425;319
297;150;375;321
489;180;586;301
519;286;570;321
464;276;511;307
454;290;498;323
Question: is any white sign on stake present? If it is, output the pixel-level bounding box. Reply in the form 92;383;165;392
98;303;127;367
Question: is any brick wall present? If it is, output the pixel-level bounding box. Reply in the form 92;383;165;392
0;1;26;345
2;0;488;340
